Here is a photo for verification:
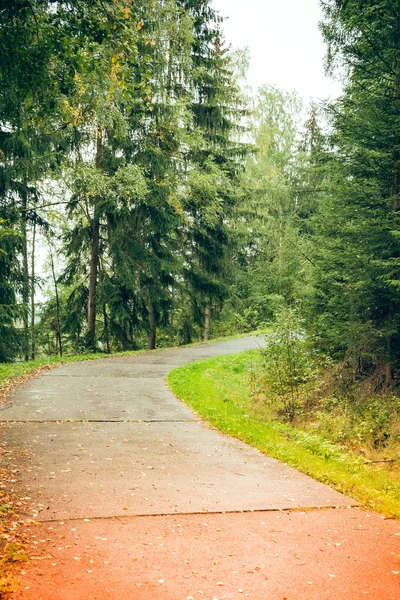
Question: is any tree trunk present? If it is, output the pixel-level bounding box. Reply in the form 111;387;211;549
204;302;211;341
49;239;63;357
30;219;36;360
170;285;174;327
86;126;103;350
147;303;156;350
103;304;111;354
386;361;392;385
87;219;100;349
21;181;29;361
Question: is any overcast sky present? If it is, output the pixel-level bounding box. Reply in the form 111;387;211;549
211;0;342;104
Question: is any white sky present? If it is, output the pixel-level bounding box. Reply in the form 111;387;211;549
211;0;342;104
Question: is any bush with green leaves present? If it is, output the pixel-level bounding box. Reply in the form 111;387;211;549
260;308;319;421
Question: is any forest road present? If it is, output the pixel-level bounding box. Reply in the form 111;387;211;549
0;336;399;599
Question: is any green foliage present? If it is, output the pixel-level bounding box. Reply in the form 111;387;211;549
0;0;250;359
313;0;400;377
0;505;13;515
3;543;28;563
221;85;316;334
0;572;20;595
260;308;318;420
315;392;400;452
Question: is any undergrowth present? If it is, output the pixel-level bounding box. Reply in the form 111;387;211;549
254;309;400;461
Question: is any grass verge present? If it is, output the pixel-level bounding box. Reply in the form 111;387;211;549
167;350;400;519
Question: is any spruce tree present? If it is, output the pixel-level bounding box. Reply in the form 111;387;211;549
179;2;248;339
0;0;146;358
315;0;400;379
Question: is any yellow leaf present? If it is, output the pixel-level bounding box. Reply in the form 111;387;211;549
137;20;144;30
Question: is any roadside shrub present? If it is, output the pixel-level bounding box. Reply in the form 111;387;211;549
260;308;319;421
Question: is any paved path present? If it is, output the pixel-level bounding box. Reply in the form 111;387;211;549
0;337;399;599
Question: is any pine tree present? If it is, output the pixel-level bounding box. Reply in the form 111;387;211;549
315;0;400;379
179;3;248;339
0;1;144;358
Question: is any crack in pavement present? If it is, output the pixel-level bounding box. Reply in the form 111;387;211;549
0;419;198;424
36;505;357;524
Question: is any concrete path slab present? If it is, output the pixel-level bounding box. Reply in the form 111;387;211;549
1;420;349;521
0;338;258;422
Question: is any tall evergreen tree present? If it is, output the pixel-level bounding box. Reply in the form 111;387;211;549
314;0;400;380
0;0;147;357
179;5;248;340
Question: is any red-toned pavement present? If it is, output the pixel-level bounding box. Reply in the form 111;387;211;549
1;338;399;599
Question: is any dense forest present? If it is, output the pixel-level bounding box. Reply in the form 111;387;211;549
1;0;400;392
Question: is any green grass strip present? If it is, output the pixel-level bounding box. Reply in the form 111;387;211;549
167;350;400;519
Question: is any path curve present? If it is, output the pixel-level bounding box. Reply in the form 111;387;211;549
0;336;351;521
1;337;399;600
